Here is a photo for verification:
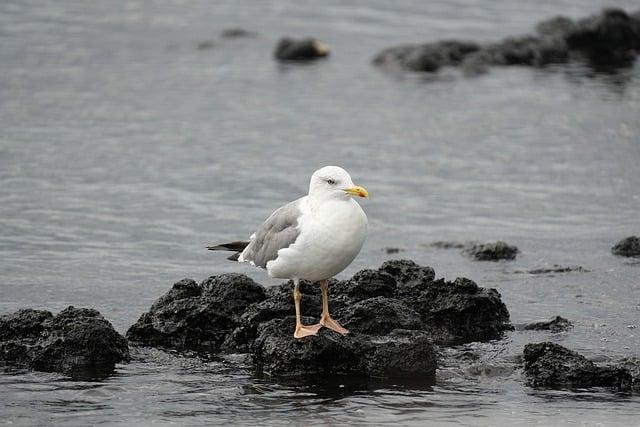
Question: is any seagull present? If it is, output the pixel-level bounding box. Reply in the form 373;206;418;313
207;166;368;339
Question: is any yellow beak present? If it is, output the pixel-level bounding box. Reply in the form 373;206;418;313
344;185;369;198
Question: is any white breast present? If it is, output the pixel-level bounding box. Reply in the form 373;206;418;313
266;197;368;281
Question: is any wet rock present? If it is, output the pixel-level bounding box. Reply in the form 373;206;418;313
336;297;422;335
374;8;640;75
0;307;129;377
618;357;640;390
401;276;512;344
252;317;436;379
221;28;257;38
126;274;266;352
222;280;325;352
523;342;632;389
196;40;215;50
430;241;468;249
515;265;588;274
466;362;517;378
612;236;640;257
274;37;330;61
338;260;510;344
518;316;573;332
384;247;404;254
481;35;570;67
566;9;640;70
236;260;509;352
535;16;579;38
463;241;519;261
331;269;396;302
378;259;434;292
373;40;480;72
132;259;511;378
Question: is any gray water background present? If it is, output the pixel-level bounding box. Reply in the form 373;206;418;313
1;0;640;425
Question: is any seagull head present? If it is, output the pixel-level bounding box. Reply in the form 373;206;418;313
308;166;368;200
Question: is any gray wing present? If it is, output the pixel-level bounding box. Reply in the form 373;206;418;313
240;198;302;268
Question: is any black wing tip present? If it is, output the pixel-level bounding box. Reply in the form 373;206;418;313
206;241;250;252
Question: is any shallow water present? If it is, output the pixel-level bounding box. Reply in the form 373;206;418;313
1;1;640;425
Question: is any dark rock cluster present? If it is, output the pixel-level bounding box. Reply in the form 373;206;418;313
274;37;330;61
515;265;588;274
253;319;436;378
127;260;512;378
463;241;519;261
518;316;573;332
0;307;129;377
612;236;640;257
126;274;267;353
221;28;257;38
430;240;520;261
523;342;633;390
374;40;480;72
373;8;640;74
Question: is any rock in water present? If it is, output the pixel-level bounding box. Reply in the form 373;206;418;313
378;259;435;287
252;317;436;379
565;8;640;70
274;37;330;61
519;316;573;332
617;357;640;391
336;297;423;335
612;236;640;257
515;265;588;274
373;8;640;75
0;307;129;377
523;342;632;389
393;273;513;344
372;40;480;72
126;274;266;352
463;241;519;261
330;269;397;301
129;259;511;379
220;28;257;38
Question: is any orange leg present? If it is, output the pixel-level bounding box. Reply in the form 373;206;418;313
319;279;349;335
293;280;321;339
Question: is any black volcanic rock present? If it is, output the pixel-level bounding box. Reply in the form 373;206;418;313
373;40;480;72
376;259;511;344
130;260;511;378
221;279;326;353
463;241;519;261
519;316;573;332
374;8;640;75
336;297;422;335
274;37;330;61
402;277;512;344
430;241;468;249
612;236;640;257
126;274;266;352
378;259;435;295
515;265;588;274
221;28;257;38
523;342;632;390
252;317;436;379
618;357;640;390
0;307;129;377
481;35;570;67
331;269;397;302
565;8;640;69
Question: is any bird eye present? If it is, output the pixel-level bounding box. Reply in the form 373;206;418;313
327;179;336;185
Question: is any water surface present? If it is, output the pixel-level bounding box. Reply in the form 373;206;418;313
1;1;640;425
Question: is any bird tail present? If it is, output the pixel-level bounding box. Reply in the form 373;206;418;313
206;241;250;261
